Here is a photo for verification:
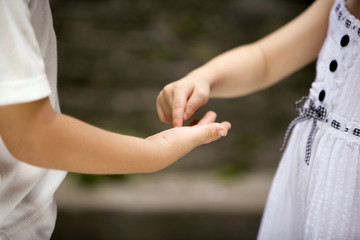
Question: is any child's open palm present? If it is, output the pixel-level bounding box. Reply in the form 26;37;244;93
147;111;230;167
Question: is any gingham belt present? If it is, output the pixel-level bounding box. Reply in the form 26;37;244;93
280;96;327;165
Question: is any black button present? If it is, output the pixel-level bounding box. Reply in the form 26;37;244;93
318;90;326;101
340;35;350;47
329;60;337;72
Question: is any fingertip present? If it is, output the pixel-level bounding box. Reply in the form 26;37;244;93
217;129;226;137
172;110;184;127
173;119;183;128
216;122;231;137
207;110;217;116
221;121;232;130
218;126;228;137
205;110;217;119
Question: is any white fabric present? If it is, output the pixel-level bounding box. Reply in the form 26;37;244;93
0;0;66;239
258;0;360;239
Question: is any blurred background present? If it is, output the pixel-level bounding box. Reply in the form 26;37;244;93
50;0;315;239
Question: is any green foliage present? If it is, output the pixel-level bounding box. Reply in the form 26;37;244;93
217;136;260;180
76;173;129;186
218;162;250;180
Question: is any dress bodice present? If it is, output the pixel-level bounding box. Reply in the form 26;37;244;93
310;0;360;122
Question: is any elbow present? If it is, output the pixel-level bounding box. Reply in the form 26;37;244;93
3;126;58;169
0;102;58;168
252;42;271;88
0;98;58;167
1;133;38;166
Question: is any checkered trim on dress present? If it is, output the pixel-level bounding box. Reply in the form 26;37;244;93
280;96;327;165
353;128;360;137
334;0;360;37
331;120;341;129
328;120;360;137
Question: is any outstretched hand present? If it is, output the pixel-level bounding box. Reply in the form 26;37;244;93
147;111;231;167
156;73;211;127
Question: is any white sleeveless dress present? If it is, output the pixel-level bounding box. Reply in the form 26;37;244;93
258;0;360;239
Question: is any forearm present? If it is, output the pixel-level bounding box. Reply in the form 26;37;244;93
1;98;230;174
0;99;197;174
22;113;162;174
189;43;266;98
190;0;333;98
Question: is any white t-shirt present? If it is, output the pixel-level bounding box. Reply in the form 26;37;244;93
0;0;66;239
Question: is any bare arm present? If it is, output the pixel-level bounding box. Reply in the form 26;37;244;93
206;0;334;97
157;0;334;126
0;98;230;174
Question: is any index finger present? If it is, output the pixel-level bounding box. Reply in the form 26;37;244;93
172;88;188;127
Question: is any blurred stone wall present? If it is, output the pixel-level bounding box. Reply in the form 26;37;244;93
51;0;314;176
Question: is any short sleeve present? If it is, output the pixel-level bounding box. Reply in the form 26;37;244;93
0;0;51;106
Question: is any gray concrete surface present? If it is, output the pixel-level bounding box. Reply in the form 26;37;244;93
53;171;273;240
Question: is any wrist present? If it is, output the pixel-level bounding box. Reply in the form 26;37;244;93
187;66;218;89
144;134;177;172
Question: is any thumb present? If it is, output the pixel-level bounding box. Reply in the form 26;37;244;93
193;121;231;145
184;88;209;121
